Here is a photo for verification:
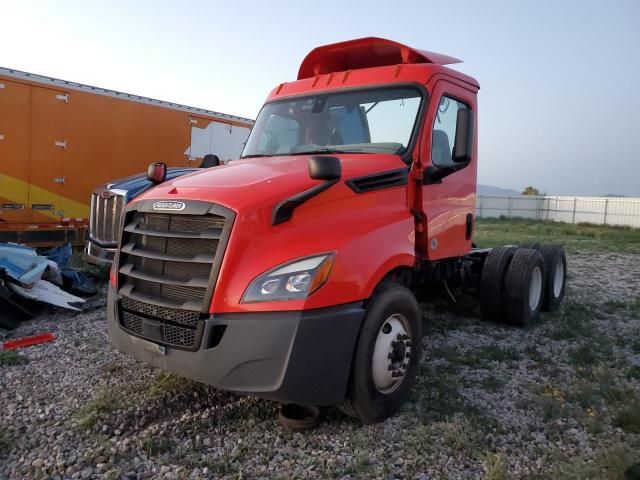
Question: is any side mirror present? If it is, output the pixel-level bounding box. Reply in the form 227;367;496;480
146;162;167;184
453;109;474;164
308;155;341;181
201;154;220;168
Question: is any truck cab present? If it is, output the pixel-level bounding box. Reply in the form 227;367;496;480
107;38;565;423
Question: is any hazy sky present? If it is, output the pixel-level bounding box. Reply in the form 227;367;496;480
2;0;639;196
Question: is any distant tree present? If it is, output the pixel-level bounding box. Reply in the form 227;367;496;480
522;186;541;196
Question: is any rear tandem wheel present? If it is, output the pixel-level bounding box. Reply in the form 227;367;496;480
539;245;567;311
503;248;546;326
480;246;517;323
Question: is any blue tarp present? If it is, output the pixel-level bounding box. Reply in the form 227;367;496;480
41;244;73;269
41;244;97;296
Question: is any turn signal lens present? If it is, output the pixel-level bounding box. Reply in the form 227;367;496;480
309;255;334;294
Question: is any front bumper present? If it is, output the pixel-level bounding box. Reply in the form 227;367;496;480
84;240;116;266
106;284;365;405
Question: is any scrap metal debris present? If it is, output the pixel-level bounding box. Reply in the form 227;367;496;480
0;243;49;286
0;242;97;329
8;280;84;311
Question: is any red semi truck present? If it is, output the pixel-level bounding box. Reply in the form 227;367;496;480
106;38;567;423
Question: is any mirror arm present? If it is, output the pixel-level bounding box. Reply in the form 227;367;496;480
423;165;459;185
272;179;339;225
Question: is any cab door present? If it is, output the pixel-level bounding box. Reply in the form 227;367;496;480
29;86;69;219
419;78;478;260
0;79;31;222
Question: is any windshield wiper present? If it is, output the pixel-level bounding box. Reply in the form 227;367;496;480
241;154;274;159
288;148;366;156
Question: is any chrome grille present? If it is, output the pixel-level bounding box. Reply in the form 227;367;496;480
115;201;233;350
90;190;125;245
118;211;224;310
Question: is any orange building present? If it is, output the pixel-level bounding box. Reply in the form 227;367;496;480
0;67;253;245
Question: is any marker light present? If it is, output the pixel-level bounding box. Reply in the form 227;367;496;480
146;162;167;184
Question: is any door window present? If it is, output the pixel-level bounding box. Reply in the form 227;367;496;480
431;96;469;167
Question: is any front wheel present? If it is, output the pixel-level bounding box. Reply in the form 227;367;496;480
341;282;422;423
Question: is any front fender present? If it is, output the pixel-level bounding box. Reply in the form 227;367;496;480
302;216;415;309
212;184;415;313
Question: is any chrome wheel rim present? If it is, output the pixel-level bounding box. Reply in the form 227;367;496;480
529;266;543;310
553;258;564;298
372;314;412;394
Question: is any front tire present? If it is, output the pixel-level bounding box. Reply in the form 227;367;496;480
342;282;422;423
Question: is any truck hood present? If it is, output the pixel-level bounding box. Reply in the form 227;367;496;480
132;154;407;213
104;168;199;200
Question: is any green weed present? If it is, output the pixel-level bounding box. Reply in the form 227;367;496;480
614;400;640;433
74;390;121;428
552;445;634;480
141;437;172;456
544;301;595;340
0;349;28;366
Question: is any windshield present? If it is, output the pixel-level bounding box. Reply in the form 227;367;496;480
242;87;422;158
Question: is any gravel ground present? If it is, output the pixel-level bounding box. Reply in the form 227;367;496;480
1;253;639;479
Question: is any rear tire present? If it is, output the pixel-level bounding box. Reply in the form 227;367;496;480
480;246;517;323
519;241;541;250
540;245;567;311
342;282;422;423
504;249;545;326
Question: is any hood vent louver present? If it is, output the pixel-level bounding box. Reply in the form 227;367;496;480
346;168;408;194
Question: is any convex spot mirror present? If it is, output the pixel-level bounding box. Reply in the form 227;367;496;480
453;108;474;164
308;155;341;181
146;162;167;184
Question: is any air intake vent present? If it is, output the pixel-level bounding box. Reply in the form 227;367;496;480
346;168;408;194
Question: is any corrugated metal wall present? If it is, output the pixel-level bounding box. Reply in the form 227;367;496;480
476;195;640;228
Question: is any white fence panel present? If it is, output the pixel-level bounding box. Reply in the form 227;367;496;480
476;195;640;228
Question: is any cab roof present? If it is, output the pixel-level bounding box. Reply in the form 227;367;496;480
268;37;478;101
298;37;462;80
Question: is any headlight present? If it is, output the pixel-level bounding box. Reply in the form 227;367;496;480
242;254;335;303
